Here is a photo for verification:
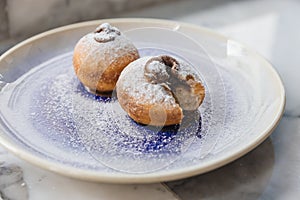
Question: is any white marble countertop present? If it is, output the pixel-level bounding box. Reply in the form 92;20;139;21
0;147;179;200
1;0;300;199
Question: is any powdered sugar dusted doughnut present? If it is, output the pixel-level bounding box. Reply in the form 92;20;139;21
116;55;205;126
73;23;139;93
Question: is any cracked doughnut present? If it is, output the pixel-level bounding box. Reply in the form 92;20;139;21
73;23;139;93
116;55;205;126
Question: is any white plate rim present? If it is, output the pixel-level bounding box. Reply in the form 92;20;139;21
0;18;285;183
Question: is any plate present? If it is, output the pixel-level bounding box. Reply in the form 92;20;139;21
0;18;285;183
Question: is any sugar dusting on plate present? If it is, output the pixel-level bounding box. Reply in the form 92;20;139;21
0;50;210;173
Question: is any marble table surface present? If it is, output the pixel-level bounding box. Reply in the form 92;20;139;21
1;0;300;199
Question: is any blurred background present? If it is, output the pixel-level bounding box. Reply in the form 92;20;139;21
0;0;175;53
0;0;299;116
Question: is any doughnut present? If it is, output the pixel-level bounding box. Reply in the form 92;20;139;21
116;55;205;126
73;23;139;93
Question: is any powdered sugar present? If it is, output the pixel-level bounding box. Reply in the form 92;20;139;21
117;56;203;106
144;60;169;83
117;57;176;105
93;23;121;43
75;28;138;71
0;51;204;173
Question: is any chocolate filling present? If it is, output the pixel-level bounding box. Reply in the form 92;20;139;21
144;55;199;110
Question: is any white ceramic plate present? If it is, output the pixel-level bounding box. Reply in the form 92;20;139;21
0;18;285;183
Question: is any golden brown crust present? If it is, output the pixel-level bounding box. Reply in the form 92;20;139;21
117;90;183;126
73;50;139;92
188;78;206;106
73;23;139;93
